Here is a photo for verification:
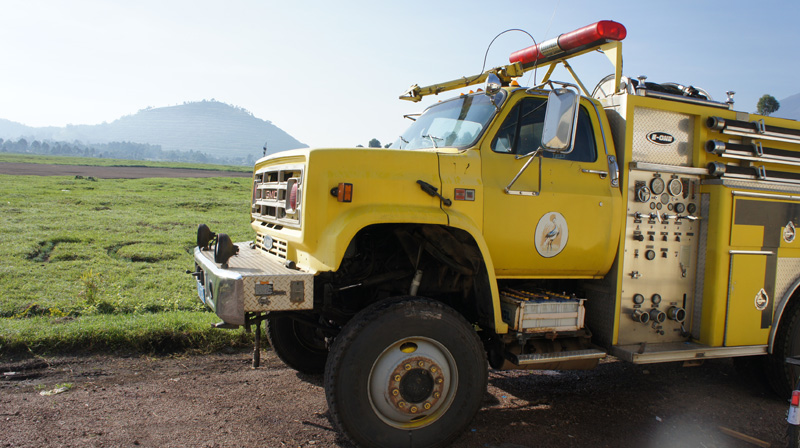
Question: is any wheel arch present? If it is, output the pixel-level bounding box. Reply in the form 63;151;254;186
339;220;508;334
770;276;800;354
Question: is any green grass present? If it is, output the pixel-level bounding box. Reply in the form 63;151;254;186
0;153;251;173
0;173;256;356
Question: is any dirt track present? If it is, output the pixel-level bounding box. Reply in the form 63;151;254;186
0;348;787;448
0;162;251;179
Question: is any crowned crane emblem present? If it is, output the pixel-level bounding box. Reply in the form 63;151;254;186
534;212;569;258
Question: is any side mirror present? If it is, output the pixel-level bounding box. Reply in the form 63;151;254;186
541;88;580;153
485;73;502;97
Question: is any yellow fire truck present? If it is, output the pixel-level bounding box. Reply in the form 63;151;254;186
191;20;800;447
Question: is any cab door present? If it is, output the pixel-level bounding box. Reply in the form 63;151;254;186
481;94;620;278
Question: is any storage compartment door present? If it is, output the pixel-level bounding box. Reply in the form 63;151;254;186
725;253;772;346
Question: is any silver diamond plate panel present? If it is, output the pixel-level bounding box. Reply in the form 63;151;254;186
197;243;313;312
631;107;694;166
776;258;800;309
710;179;800;194
692;193;710;340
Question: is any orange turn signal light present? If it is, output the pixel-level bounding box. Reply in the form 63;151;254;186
330;183;353;202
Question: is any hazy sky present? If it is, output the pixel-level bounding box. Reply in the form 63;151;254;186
2;0;798;149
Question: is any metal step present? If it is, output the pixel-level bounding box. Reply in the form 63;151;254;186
611;341;767;364
507;348;607;366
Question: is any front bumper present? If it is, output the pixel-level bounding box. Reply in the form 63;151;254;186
193;242;314;326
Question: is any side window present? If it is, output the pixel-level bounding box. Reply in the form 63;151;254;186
491;97;597;162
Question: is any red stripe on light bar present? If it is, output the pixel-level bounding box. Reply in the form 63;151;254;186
509;20;626;66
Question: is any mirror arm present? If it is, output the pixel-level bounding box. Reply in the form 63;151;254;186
505;150;542;196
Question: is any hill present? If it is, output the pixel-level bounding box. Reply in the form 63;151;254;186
0;100;307;160
778;93;800;121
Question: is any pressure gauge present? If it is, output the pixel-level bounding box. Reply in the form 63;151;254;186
668;178;683;196
675;203;686;214
650;177;665;195
636;185;651;202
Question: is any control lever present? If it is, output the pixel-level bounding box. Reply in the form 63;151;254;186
649;212;661;223
662;213;678;222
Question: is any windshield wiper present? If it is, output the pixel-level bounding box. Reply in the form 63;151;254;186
422;134;442;148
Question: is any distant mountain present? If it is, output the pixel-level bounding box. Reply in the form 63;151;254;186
0;100;307;159
778;93;800;121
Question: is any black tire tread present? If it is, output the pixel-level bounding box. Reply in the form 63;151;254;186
266;315;327;374
767;298;800;397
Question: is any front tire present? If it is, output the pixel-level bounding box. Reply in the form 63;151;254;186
324;297;487;448
266;314;328;374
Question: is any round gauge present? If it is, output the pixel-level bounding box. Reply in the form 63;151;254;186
636;185;651;202
656;203;663;210
633;294;645;304
645;250;656;260
675;203;686;213
651;294;662;305
668;178;683;196
650;177;665;195
650;202;656;210
667;204;674;211
661;193;670;204
687;203;697;214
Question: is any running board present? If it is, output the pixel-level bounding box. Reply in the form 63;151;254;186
612;342;767;364
507;348;607;366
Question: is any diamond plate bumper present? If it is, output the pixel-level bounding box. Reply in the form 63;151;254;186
193;242;314;326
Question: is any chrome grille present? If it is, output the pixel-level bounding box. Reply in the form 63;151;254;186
251;165;303;228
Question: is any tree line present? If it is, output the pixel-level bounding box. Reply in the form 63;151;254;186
0;137;257;166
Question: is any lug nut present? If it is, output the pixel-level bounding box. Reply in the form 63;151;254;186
424;403;431;410
394;375;401;381
436;378;444;384
418;361;425;367
392;389;399;396
430;366;438;373
398;402;405;408
404;364;412;371
433;392;441;399
410;406;418;413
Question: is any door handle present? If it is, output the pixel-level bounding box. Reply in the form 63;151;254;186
581;169;608;179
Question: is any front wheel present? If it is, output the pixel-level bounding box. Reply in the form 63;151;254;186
324;297;487;448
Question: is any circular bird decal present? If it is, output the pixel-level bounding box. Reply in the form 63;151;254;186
535;212;569;258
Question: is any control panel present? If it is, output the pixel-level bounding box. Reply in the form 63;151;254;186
618;169;701;344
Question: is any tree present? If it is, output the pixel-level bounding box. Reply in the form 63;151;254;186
368;138;381;148
756;94;780;116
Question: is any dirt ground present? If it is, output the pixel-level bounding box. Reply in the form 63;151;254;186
0;162;251;179
0;348;787;448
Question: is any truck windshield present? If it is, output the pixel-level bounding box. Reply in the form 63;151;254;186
391;91;505;150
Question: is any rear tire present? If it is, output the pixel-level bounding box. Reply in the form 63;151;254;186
767;300;800;397
266;315;328;374
324;297;487;448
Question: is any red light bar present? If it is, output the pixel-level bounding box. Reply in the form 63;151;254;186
793;390;800;407
509;20;626;66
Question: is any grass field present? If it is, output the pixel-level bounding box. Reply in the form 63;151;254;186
0;170;256;355
0;153;251;173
